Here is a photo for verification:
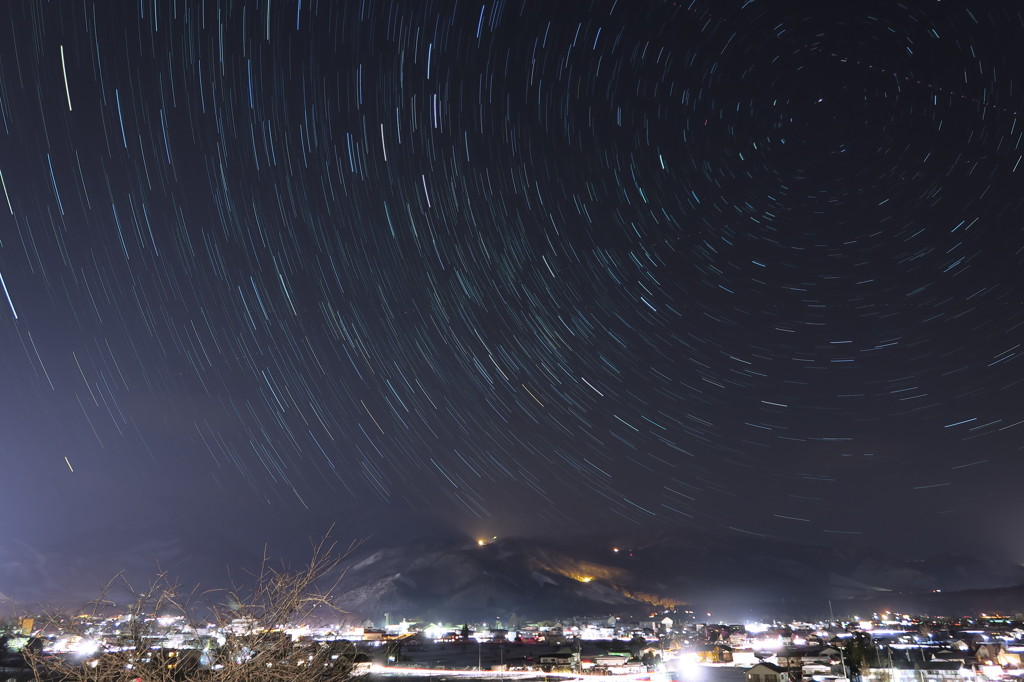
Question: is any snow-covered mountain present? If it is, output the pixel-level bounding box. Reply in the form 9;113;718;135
2;525;1022;622
329;532;1024;622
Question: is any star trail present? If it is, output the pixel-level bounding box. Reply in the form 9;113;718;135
1;0;1022;561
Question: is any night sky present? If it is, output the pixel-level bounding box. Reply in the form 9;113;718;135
1;0;1023;567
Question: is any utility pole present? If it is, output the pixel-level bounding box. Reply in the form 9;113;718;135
829;602;848;682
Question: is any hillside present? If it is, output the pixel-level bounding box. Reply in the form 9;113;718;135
2;526;1022;622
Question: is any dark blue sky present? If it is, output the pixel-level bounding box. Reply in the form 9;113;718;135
1;0;1022;577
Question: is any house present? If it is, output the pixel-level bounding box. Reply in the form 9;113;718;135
730;631;751;647
971;642;1000;664
594;653;630;667
776;646;840;670
697;644;733;663
931;650;969;663
539;649;580;670
878;661;974;682
971;642;1021;667
361;629;385;642
996;649;1021;667
949;639;971;652
746;662;790;682
918;660;974;682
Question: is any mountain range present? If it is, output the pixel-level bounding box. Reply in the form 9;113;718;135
329;532;1024;623
2;524;1023;623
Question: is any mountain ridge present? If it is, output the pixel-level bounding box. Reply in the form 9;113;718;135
2;526;1022;622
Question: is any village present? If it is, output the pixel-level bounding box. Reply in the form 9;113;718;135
5;610;1023;682
356;612;1024;681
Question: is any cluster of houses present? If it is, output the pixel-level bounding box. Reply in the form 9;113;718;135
355;614;1024;680
736;626;1024;682
12;605;1024;681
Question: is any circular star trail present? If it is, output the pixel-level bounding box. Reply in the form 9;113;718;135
1;0;1022;556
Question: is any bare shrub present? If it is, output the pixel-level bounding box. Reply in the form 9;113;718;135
20;538;364;682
